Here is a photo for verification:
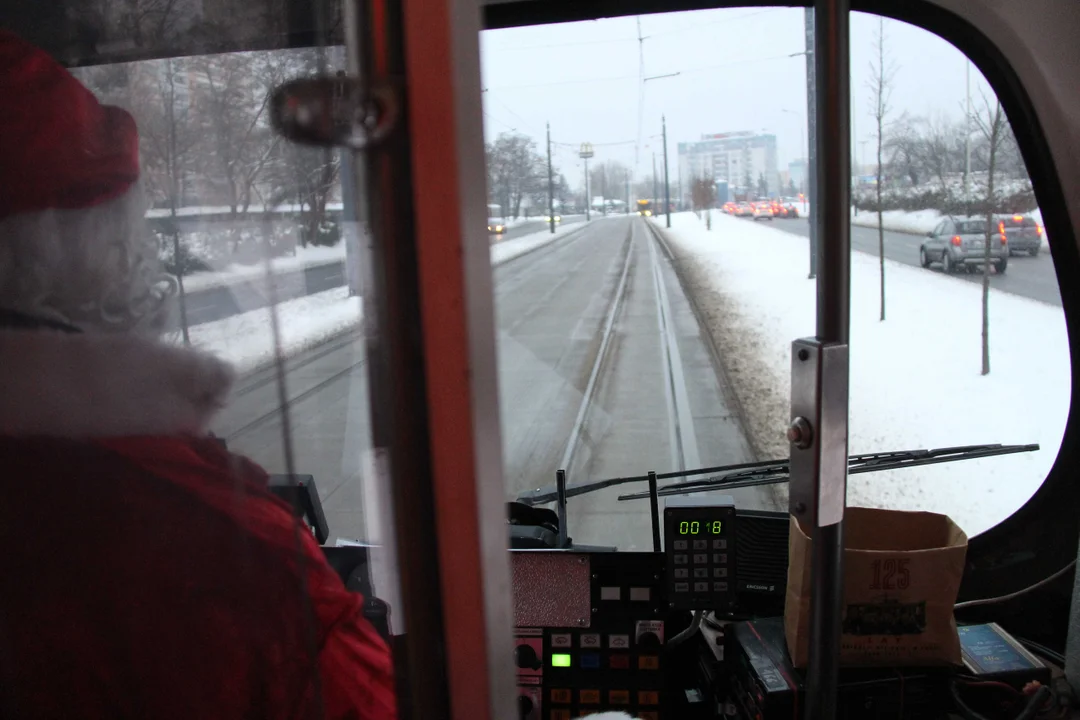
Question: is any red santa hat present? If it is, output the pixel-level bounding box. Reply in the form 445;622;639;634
0;30;140;221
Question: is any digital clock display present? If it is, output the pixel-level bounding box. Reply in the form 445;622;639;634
677;520;723;535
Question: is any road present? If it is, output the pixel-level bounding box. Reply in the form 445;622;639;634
213;216;778;551
172;215;586;330
771;216;1062;306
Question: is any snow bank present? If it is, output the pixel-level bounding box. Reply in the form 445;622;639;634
491;221;587;265
188;220;588;374
185;287;362;375
656;211;1069;536
851;208;943;235
183;244;347;292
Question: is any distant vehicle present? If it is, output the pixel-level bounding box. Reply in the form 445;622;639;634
752;201;774;221
723;202;737;214
771;200;788;218
544;214;562;223
783;202;800;219
636;199;653;217
919;216;1008;274
735;202;754;217
487;218;506;234
995;213;1043;256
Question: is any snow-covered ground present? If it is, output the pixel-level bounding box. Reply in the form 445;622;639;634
184;287;362;375
655;211;1069;537
188;220;590;374
183;243;347;292
851;208;943;235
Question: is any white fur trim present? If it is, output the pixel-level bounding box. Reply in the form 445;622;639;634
0;330;234;437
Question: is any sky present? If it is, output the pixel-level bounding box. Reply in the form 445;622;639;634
480;8;997;187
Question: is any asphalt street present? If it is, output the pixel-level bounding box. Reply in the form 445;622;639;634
770;216;1062;307
214;216;776;550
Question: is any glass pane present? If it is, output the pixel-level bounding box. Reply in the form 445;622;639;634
1;14;400;719
481;7;1068;545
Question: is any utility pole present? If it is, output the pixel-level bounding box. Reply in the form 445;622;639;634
663;114;671;228
653;153;659;209
547;122;555;234
580;142;594;220
625;175;630;214
804;7;817;279
601;165;607;216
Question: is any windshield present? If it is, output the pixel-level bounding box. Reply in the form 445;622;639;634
482;8;1068;548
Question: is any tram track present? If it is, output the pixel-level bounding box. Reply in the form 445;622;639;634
219;223;594;445
557;219;701;483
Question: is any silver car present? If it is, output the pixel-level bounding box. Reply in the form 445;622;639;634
995;213;1043;256
919;216;1008;275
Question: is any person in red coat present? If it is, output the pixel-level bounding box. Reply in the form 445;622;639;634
0;30;397;719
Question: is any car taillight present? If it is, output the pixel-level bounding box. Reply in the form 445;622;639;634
1013;214;1023;222
951;235;962;246
1000;232;1007;245
997;222;1007;244
1036;224;1043;235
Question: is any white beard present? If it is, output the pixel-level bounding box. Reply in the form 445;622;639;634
0;329;234;437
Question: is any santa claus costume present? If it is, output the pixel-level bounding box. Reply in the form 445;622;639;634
0;30;396;719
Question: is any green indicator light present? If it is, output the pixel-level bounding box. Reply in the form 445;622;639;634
551;653;571;668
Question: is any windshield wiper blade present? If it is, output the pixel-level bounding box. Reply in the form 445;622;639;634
616;443;1039;501
515;457;792;506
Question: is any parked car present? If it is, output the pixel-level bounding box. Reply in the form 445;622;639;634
752;201;774;221
995;213;1043;256
919;216;1008;274
487;218;505;234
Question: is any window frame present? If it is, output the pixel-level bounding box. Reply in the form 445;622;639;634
481;0;1080;607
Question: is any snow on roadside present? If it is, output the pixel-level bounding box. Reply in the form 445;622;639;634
851;208;943;235
655;211;1069;536
182;244;346;292
189;220;590;375
185;287;362;375
491;221;587;265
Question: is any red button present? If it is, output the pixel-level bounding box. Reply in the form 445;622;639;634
608;653;630;669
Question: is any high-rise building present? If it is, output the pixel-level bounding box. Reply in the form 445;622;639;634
677;131;779;201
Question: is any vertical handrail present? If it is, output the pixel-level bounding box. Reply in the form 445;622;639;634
789;0;851;718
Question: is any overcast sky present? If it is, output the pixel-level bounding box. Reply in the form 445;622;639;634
480;9;996;186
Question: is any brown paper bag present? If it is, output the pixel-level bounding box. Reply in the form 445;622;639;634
784;506;968;668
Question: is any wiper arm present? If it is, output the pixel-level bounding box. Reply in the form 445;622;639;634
616;443;1040;501
515;457;793;506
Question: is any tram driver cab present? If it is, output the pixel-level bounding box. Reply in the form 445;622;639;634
0;0;1079;719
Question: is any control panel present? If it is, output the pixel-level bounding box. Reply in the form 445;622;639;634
664;496;736;611
512;551;689;720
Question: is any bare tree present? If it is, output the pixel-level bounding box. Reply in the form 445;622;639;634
868;17;898;321
190;52;281;216
971;92;1007;375
486;132;545;219
692;177;717;229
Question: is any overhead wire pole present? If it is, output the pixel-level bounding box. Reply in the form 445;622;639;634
663;114;671;228
653;153;658;209
547;122;555;234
